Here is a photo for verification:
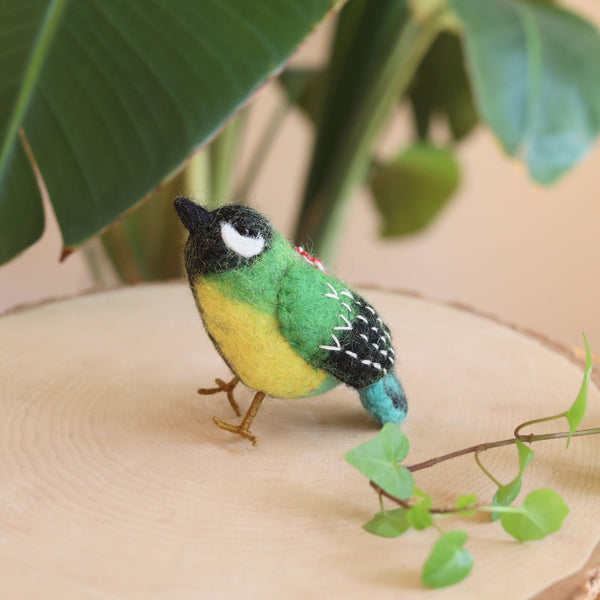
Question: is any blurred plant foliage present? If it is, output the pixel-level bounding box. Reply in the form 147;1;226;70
1;0;599;280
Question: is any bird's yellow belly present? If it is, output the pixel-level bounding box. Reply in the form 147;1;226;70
194;279;330;398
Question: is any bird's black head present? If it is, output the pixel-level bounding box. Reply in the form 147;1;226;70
174;197;275;276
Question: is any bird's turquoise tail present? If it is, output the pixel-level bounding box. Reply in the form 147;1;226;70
359;372;407;425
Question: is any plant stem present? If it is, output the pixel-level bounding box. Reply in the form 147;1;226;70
293;5;447;261
101;223;144;284
476;505;525;514
98;150;209;283
474;448;502;487
370;481;412;510
406;427;600;473
185;149;212;204
513;412;566;439
373;482;560;517
234;100;289;204
209;112;245;206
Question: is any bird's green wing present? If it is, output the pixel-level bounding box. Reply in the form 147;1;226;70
277;260;344;364
277;259;395;389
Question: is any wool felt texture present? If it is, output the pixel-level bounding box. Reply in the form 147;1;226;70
175;198;408;425
194;278;336;398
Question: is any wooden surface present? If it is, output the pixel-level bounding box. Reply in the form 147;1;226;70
0;283;599;599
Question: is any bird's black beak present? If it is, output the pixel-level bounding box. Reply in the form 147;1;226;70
174;197;212;233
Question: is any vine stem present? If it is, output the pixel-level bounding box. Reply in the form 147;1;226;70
370;427;600;513
370;481;458;515
406;427;600;473
474;448;502;487
513;412;566;439
371;480;552;516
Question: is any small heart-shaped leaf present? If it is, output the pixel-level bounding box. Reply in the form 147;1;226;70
501;489;569;541
492;440;534;520
345;423;414;499
422;530;473;588
363;508;410;538
565;334;593;446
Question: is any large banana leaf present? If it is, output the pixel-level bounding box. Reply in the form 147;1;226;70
0;0;339;264
451;0;600;184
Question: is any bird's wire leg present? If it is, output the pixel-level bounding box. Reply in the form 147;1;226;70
213;391;266;447
197;375;241;417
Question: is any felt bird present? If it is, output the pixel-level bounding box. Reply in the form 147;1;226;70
174;198;407;445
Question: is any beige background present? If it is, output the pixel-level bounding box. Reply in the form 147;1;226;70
1;0;599;351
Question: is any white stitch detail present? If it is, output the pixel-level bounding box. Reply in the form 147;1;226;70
389;347;395;355
341;302;352;313
373;363;382;370
341;290;354;299
360;334;369;342
389;357;395;364
361;359;372;366
319;334;341;352
334;314;352;331
345;351;358;359
379;336;386;344
371;327;378;332
384;331;392;342
380;349;388;356
365;306;376;315
383;368;387;374
376;317;383;325
371;343;379;350
324;282;339;299
357;315;369;324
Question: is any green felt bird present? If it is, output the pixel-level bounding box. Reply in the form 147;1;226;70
174;198;407;445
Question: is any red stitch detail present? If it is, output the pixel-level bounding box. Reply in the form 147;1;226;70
295;246;328;274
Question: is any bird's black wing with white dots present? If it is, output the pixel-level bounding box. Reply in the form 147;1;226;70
277;265;396;390
317;281;396;389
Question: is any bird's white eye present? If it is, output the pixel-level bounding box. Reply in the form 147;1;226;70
220;221;265;258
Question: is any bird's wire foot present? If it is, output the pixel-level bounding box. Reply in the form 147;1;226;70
198;375;241;417
212;417;259;446
212;391;266;447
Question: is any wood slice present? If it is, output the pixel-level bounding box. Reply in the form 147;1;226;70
0;283;598;599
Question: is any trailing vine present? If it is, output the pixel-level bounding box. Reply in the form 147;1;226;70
345;335;595;588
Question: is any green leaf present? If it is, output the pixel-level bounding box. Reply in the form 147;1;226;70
409;31;478;142
422;531;473;589
278;68;325;125
493;479;523;521
0;0;69;264
492;440;534;520
406;487;433;530
0;0;338;264
369;142;460;237
456;493;477;508
451;0;600;184
456;493;477;516
363;508;410;538
407;503;433;530
565;334;593;447
413;487;433;508
345;423;414;499
501;489;569;541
